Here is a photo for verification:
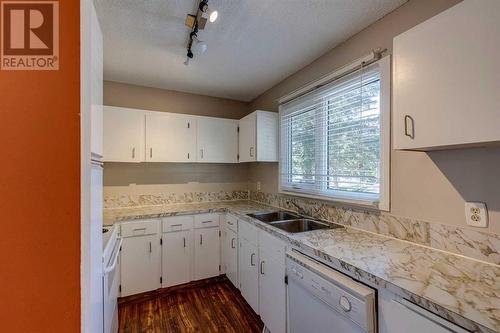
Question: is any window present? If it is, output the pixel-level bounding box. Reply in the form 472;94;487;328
280;57;390;210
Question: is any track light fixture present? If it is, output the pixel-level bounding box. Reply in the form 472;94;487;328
184;0;218;65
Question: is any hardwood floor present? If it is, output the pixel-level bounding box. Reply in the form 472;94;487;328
118;276;264;333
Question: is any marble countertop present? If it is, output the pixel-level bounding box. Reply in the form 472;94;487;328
104;201;500;333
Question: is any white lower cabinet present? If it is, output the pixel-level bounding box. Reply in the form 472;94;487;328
223;227;238;287
161;230;192;287
259;248;287;333
194;226;221;280
378;289;469;333
120;219;161;297
238;219;288;332
239;237;260;314
161;216;194;287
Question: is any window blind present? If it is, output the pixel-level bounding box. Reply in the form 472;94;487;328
280;63;382;203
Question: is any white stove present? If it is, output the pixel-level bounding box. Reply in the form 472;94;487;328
102;225;121;333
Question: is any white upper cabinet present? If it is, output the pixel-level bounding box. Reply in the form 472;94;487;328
103;106;145;162
393;0;500;151
197;117;238;163
239;111;278;162
145;113;197;162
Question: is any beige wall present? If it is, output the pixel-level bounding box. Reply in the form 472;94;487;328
104;80;249;119
103;81;251;187
104;162;249;186
249;0;500;234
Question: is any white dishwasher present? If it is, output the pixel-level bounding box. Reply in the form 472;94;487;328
286;250;376;333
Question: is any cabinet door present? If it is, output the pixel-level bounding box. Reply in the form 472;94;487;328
255;111;278;162
238;112;256;162
120;234;160;297
393;0;500;150
193;227;220;280
162;230;191;288
197;117;238;163
145;113;196;162
103;106;145;162
259;249;286;333
224;228;238;287
238;239;259;314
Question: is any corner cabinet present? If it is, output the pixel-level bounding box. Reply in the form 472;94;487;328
239;111;278;162
103;106;145;162
393;0;500;151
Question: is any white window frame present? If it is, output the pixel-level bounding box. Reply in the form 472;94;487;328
278;55;391;211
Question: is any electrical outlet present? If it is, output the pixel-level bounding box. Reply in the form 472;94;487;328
465;202;488;228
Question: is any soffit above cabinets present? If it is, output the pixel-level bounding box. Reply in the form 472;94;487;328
94;0;407;102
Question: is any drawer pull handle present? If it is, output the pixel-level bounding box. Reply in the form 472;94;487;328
201;221;212;224
404;115;415;139
149;242;152;253
260;260;265;275
133;228;146;231
231;238;236;248
227;221;233;225
200;234;203;245
250;147;254;157
150;148;153;158
183;237;186;248
171;224;183;227
132;147;135;159
250;253;255;266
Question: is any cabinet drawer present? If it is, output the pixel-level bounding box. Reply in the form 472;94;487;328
225;214;238;233
194;213;220;229
121;219;160;238
259;230;286;263
239;220;258;245
162;215;194;233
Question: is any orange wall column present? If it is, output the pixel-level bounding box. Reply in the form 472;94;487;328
0;1;81;332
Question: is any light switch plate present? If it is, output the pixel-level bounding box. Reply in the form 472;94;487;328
465;202;488;228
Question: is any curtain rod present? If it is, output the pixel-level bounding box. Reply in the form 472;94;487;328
278;48;387;105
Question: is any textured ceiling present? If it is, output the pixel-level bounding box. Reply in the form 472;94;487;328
95;0;407;101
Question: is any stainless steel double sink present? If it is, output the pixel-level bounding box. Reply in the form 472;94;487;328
247;211;343;234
